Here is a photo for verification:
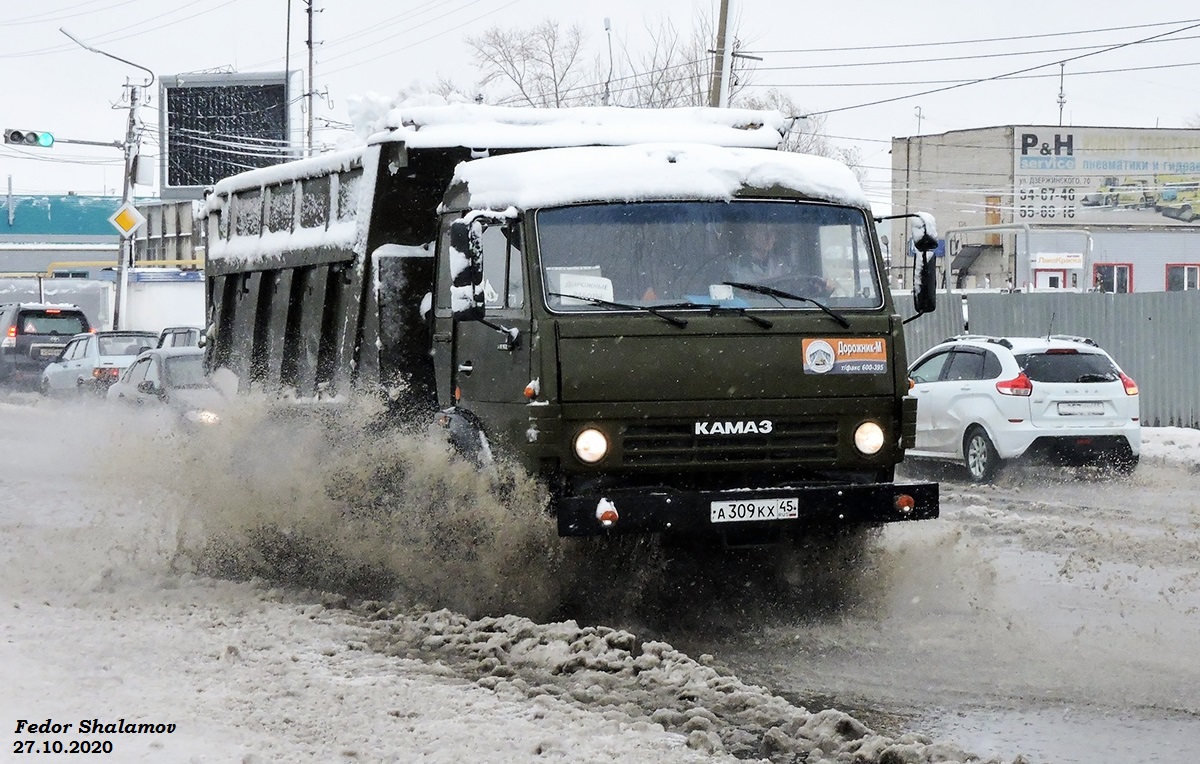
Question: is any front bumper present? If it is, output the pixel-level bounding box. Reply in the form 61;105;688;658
555;480;939;537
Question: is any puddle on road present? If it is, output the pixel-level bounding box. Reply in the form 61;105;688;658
919;704;1200;764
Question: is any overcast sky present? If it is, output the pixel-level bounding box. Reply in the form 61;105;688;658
3;0;1198;206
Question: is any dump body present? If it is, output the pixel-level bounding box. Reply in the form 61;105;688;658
201;105;937;540
202;105;784;400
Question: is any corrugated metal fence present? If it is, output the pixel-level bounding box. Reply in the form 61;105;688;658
897;291;1200;429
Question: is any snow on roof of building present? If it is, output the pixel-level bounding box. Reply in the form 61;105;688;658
445;142;869;211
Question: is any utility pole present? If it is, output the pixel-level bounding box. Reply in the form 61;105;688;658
1057;63;1067;126
60;28;153;330
306;0;315;156
708;0;731;107
286;0;293;107
705;1;759;108
602;17;614;107
114;80;142;330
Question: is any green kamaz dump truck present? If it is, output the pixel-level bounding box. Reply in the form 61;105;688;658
202;104;940;541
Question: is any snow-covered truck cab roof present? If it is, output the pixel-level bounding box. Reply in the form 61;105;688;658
438;142;872;213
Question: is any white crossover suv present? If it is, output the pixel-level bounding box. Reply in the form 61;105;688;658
905;334;1140;482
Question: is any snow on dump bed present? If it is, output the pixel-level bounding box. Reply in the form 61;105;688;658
382;103;786;151
446;142;870;212
203;105;784;211
205;146;364;214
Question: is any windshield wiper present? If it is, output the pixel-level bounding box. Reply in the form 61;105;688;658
651;300;773;329
722;281;850;328
548;292;688;328
1076;372;1118;383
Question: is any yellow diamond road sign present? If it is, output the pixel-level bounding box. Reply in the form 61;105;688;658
109;202;146;238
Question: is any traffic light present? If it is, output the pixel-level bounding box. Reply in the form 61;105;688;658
3;129;54;148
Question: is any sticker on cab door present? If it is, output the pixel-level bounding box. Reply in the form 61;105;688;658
803;338;888;374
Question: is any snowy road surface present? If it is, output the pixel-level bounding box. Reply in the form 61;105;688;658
675;451;1200;763
3;396;1198;762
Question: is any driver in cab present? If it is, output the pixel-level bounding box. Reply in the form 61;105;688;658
731;226;837;299
734;226;788;281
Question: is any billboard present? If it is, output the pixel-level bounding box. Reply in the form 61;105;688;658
159;71;299;200
1013;127;1200;226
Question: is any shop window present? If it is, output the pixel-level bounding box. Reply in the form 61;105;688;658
1093;263;1132;293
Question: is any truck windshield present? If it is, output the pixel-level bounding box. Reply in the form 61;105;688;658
535;200;882;312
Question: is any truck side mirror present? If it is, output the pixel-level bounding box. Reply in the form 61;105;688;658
914;254;937;314
909;212;937;314
449;218;485;321
910;212;939;256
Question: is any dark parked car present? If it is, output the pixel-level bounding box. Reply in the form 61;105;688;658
0;303;92;390
106;346;224;427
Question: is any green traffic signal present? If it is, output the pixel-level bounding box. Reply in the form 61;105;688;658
3;129;55;148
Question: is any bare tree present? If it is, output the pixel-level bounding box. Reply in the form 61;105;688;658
600;12;757;108
611;19;707;107
459;16;854;175
465;14;757;110
466;20;594;107
736;88;864;179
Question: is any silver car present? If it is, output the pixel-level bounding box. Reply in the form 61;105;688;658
106;346;225;427
40;330;158;397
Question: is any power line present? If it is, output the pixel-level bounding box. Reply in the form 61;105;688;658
320;0;519;77
751;34;1200;73
0;0;239;59
800;20;1200;118
319;0;490;66
748;17;1200;55
322;0;488;57
761;59;1200;89
0;0;139;28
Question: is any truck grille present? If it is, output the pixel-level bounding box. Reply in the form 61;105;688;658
621;420;839;467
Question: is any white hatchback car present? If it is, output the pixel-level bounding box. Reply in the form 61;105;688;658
906;334;1140;482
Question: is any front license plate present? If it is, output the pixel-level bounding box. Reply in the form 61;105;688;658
1058;401;1104;415
711;497;799;523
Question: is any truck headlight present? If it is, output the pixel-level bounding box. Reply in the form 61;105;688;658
573;427;609;464
184;409;221;426
854;421;884;455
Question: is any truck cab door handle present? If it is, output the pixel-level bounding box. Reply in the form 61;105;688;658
458;362;473;375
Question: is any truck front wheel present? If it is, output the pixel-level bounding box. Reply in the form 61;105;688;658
436;408;494;466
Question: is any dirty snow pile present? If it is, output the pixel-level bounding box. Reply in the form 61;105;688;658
325;600;1016;764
